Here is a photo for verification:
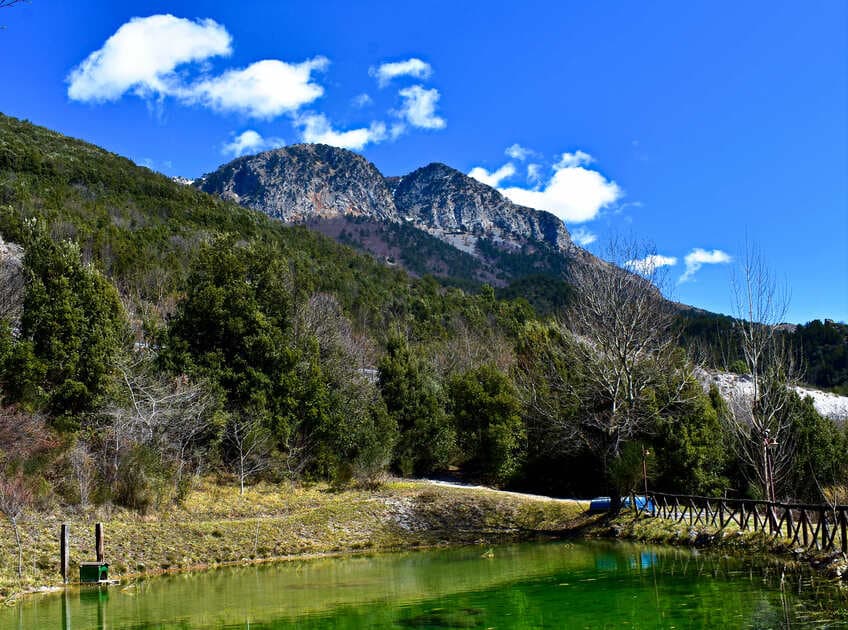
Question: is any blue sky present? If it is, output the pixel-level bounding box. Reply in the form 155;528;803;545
1;1;846;323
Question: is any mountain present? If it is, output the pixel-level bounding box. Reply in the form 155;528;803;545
389;162;572;252
198;144;399;223
196;144;578;287
0;113;508;338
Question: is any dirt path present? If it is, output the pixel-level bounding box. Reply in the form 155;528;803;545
423;479;588;506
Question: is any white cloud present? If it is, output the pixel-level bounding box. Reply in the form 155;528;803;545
679;248;732;283
370;58;432;87
67;15;326;120
67;14;232;102
556;150;594;168
185;57;328;119
222;130;285;157
625;254;678;275
526;163;543;185
397;85;446;129
498;152;622;223
571;227;597;247
468;163;516;187
295;113;386;150
389;122;407;139
505;143;534;161
352;93;373;108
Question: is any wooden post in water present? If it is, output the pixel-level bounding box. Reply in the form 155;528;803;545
95;522;104;563
60;523;69;584
62;588;71;630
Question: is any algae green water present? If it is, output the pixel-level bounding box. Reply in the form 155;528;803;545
1;541;843;629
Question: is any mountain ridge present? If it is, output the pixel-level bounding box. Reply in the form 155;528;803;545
196;144;575;271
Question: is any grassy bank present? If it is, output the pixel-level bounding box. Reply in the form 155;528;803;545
598;510;848;583
0;479;591;600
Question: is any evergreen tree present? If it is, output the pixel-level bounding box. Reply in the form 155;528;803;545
0;222;128;428
379;333;455;476
449;364;525;485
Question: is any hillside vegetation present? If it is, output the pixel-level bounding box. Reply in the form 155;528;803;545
0;113;845;593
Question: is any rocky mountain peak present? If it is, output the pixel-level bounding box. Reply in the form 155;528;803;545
198;144;398;222
197;143;573;260
391;162;572;252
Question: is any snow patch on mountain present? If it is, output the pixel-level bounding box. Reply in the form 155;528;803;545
698;369;848;423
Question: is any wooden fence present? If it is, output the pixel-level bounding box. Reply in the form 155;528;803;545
638;492;848;554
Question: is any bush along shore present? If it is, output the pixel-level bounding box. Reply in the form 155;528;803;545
0;479;591;601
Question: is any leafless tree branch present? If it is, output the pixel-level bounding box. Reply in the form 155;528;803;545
566;237;692;462
724;241;798;500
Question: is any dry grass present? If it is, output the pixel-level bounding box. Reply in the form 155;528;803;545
0;479;590;599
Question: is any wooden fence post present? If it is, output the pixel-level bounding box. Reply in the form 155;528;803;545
95;522;104;563
60;523;69;584
820;508;828;550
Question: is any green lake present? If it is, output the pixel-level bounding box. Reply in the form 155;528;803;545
2;541;844;629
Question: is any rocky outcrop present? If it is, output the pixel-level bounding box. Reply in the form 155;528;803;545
198;144;398;223
391;163;572;252
197;145;572;256
0;235;24;323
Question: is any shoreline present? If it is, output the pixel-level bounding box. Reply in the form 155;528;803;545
595;510;848;583
0;479;592;603
5;481;846;618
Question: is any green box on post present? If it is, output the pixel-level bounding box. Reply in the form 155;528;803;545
79;562;109;583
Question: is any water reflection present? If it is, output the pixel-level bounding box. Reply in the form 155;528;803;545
3;541;843;629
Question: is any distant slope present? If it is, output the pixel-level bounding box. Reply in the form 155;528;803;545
0;113;528;342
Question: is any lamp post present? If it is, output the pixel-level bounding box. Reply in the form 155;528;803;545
763;429;778;503
642;447;650;498
762;429;779;533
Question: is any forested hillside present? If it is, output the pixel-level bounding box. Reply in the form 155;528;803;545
681;311;848;394
0;114;844;523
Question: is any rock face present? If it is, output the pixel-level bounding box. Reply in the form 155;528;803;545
390;163;572;252
198;144;572;254
198;144;398;223
0;235;25;323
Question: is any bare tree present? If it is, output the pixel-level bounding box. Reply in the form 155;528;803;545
569;240;687;448
564;238;693;503
68;441;96;507
103;354;219;498
0;474;32;580
0;406;56;459
724;243;797;501
226;412;272;495
430;316;515;377
295;292;375;371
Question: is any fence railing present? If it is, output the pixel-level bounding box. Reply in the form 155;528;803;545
637;492;848;554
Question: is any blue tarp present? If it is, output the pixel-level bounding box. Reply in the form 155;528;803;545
588;495;654;514
588;497;612;513
624;495;654;513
